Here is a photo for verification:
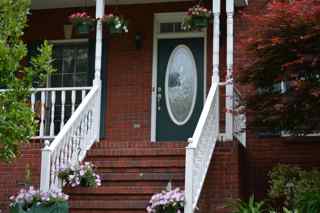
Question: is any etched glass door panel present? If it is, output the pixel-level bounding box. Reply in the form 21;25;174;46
165;45;197;125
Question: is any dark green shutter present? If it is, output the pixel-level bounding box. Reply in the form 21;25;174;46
88;38;107;139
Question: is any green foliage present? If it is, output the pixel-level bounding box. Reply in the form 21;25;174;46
0;0;55;162
296;191;320;213
268;165;320;210
238;0;320;134
226;195;265;213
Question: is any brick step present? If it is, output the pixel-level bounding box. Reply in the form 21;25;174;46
70;200;148;211
93;158;185;169
87;147;185;157
97;167;184;173
99;171;184;182
65;185;166;195
92;141;187;149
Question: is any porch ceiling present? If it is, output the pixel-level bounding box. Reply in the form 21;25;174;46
31;0;248;10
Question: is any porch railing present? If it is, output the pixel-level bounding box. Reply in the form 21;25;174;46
185;83;220;213
30;87;92;140
40;85;100;191
233;88;246;146
0;87;92;140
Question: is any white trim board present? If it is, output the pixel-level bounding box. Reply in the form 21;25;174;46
151;12;207;142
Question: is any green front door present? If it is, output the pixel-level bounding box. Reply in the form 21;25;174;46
156;38;204;141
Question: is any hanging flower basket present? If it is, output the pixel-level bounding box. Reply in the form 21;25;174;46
9;186;69;213
182;4;212;31
69;12;95;34
100;13;128;35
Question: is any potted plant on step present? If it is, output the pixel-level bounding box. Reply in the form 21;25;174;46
100;13;128;34
146;185;185;213
182;4;212;31
57;162;101;187
69;12;95;34
9;186;69;213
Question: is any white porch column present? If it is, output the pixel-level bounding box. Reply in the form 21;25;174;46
212;0;221;84
94;0;105;85
93;0;105;140
225;0;234;140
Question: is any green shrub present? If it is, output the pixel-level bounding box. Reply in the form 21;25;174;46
296;191;320;213
268;165;320;210
226;195;265;213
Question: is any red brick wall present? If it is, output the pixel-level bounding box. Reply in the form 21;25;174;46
198;141;246;213
0;143;41;212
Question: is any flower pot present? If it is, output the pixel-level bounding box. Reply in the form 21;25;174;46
10;202;69;213
75;22;91;34
64;25;73;39
191;16;208;29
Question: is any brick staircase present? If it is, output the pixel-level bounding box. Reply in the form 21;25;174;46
66;141;186;213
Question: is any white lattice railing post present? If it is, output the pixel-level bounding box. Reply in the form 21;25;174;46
40;140;51;192
185;140;194;213
225;0;235;140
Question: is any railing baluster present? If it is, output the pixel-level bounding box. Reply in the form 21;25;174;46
39;91;46;137
82;90;86;101
60;90;66;129
71;90;76;114
50;91;56;137
31;92;36;113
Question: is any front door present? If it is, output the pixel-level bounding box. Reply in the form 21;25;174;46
156;38;204;141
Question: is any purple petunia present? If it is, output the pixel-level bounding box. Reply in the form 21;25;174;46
10;186;68;211
147;188;185;213
57;161;101;187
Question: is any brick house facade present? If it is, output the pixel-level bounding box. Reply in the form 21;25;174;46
0;0;319;212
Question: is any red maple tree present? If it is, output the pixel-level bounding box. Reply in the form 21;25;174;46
238;0;320;135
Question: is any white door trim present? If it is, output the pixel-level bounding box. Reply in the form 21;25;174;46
150;12;207;142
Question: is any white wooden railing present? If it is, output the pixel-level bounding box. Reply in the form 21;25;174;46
30;87;92;139
0;87;92;140
40;85;100;191
233;88;246;146
185;83;220;213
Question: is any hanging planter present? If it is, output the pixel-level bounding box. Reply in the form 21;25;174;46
100;13;128;35
69;12;95;35
182;4;212;31
9;186;69;213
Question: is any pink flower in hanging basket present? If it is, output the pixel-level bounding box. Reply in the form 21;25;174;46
69;12;95;25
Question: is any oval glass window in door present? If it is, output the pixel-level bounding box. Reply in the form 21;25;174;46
165;45;197;126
